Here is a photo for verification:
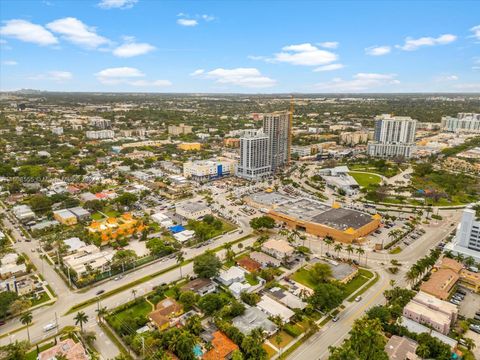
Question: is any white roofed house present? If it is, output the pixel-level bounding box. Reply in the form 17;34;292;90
217;266;246;286
256;295;294;322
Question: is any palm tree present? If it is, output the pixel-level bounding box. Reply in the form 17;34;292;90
74;311;88;332
224;242;235;262
355;247;365;264
96;306;107;323
465;256;475;268
324;236;334;255
334;243;343;258
131;289;137;301
20;311;33;343
176;251;185;279
346;245;354;260
463;337;476;351
389;279;396;288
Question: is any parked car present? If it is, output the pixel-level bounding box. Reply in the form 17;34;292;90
332;316;339;322
355;296;362;302
95;290;105;296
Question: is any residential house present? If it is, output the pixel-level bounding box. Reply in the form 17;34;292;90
202;331;239;360
149;298;183;330
256;295;294;322
384;336;420;360
37;338;88;360
181;278;217;296
217;266;246;286
250;251;281;267
232;306;278;336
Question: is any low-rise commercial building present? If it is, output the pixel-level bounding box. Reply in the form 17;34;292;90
175;201;211;220
319;166;360;195
403;291;458;335
183;158;235;182
246;192;381;243
63;245;113;278
261;239;294;260
12;204;36;222
177;142;202;151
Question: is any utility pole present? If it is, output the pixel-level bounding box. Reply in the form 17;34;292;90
54;312;59;335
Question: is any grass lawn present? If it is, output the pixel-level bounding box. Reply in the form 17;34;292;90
291;268;317;289
30;291;50;306
349;171;382;187
25;342;54;360
107;299;152;330
269;331;294;348
389;246;402;254
245;272;259;285
347;271;379;302
263;343;277;359
342;269;374;299
91;212;104;221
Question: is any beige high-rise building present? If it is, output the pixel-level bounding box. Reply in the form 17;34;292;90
168;123;193;136
263;111;290;171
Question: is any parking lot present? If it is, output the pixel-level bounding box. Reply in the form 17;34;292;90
458;288;480;319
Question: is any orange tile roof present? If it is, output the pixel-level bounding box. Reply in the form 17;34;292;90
237;256;261;272
203;331;239;360
420;268;460;300
38;339;88;360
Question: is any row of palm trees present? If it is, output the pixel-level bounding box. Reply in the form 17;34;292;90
322;236;367;264
277;230;368;265
404;249;441;287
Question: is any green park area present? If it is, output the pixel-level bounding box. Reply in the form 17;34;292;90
349;171;383;187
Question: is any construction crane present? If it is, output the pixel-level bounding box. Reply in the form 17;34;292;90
287;95;294;165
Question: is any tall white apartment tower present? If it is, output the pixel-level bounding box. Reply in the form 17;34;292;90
263;111;290;171
444;206;480;263
235;131;271;181
367;114;417;158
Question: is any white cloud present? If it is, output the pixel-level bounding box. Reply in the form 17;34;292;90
313;63;344;72
98;0;138;9
113;41;155;57
365;45;391;56
190;69;205;76
201;14;215;22
436;74;459;81
318;41;339;49
46;17;109;48
95;67;170;87
273;43;337;66
0;19;58;46
129;79;172;87
96;67;144;84
30;70;73;82
2;60;17;66
396;34;457;51
177;19;198;27
315;73;399;92
470;25;480;40
192;67;276;88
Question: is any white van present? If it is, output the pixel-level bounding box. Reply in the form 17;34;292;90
43;323;57;332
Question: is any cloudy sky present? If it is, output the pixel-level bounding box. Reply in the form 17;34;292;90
0;0;479;93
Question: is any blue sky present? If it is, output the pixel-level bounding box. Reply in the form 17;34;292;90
0;0;479;93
